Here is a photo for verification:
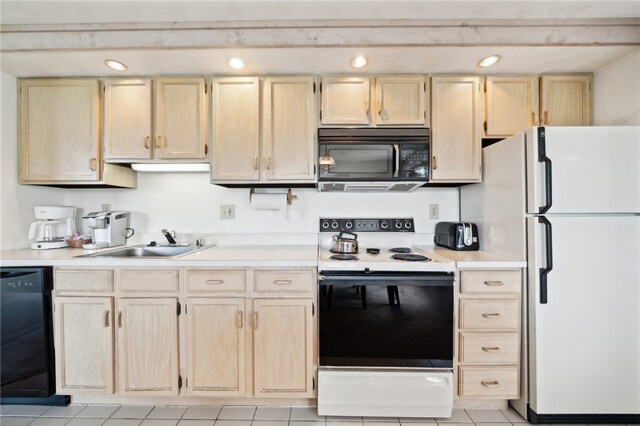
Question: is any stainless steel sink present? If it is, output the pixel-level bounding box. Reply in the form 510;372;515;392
75;244;208;259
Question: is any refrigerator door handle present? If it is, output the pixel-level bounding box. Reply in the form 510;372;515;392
538;216;553;304
537;128;553;214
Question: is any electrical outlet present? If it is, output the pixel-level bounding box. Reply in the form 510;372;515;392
429;204;439;220
101;204;111;211
220;205;235;220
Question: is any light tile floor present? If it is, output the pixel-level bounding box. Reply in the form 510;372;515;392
0;405;634;426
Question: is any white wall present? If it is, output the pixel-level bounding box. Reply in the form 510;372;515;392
593;48;640;125
64;173;459;239
0;72;65;250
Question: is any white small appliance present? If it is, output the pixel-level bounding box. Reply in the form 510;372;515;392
82;211;130;249
28;206;77;250
461;126;640;423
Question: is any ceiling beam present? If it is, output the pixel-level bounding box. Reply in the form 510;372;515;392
2;19;639;52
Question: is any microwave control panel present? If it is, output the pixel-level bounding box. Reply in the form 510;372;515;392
319;218;414;232
399;144;429;179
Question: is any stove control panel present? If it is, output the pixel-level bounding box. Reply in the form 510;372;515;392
319;218;414;232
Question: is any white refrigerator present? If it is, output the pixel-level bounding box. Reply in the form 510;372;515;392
461;126;640;423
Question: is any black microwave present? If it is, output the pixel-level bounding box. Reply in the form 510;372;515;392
318;128;430;182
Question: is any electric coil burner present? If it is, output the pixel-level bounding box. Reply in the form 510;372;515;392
317;217;456;419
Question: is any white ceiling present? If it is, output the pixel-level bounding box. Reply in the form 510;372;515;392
1;1;639;77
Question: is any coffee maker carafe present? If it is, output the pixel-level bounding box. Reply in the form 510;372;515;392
28;206;77;250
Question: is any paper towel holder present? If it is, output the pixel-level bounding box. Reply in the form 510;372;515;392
249;188;298;205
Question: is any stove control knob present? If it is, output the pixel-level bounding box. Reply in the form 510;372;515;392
344;221;353;229
380;221;388;229
404;221;412;229
331;221;339;229
321;221;330;230
394;221;402;229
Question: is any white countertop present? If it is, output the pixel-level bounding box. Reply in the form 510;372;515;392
423;246;527;268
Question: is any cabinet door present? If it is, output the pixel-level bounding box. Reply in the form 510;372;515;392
20;79;100;182
154;78;207;159
321;76;370;125
431;76;483;182
485;76;539;136
540;75;592;126
117;298;179;395
253;298;314;397
103;79;152;160
54;297;114;394
263;76;315;181
375;75;426;125
187;298;246;396
211;77;260;181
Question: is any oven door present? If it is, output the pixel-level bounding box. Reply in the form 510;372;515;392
319;143;395;180
318;271;454;369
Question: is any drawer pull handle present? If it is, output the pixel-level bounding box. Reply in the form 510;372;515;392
273;279;292;285
206;279;224;285
482;346;501;352
253;312;259;329
104;310;110;327
481;380;500;388
484;280;504;286
482;313;501;318
238;311;244;328
117;311;123;328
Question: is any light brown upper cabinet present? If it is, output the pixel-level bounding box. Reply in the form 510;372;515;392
540;75;592;126
103;77;208;162
211;76;315;183
375;75;427;126
431;76;483;182
320;76;370;125
19;79;136;187
485;76;539;137
320;75;428;127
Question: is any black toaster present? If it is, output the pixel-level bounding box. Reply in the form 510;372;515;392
434;222;479;251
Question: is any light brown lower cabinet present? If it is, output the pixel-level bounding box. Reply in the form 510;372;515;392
117;298;180;396
54;296;115;394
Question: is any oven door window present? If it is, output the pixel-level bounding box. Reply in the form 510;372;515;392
319;144;394;180
319;276;453;369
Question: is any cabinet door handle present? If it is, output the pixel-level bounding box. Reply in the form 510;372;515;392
238;311;244;328
89;158;97;171
484;280;504;286
481;380;500;388
253;156;258;170
544;111;550;124
377;101;382;116
104;310;110;327
482;313;501;318
253;311;258;329
364;99;369;114
144;136;150;149
117;311;123;328
531;111;537;125
273;279;292;285
432;155;437;170
204;143;208;155
156;135;163;149
206;279;224;285
482;346;501;352
267;156;271;170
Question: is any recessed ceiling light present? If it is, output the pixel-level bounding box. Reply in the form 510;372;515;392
477;55;502;68
103;59;128;72
350;56;368;69
227;57;245;69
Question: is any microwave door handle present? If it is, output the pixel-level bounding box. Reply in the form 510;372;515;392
393;144;399;178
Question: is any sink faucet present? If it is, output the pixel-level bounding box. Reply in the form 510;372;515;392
161;229;177;245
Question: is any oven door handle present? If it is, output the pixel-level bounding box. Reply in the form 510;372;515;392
319;274;454;286
393;144;400;178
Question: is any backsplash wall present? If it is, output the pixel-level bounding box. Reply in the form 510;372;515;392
64;172;459;239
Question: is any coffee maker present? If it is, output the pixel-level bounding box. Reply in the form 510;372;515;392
82;211;130;249
28;206;77;250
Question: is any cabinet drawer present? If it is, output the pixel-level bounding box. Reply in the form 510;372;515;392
254;270;314;292
459;332;519;363
55;269;113;292
460;299;519;330
458;366;518;398
119;269;179;292
187;270;245;292
461;270;521;294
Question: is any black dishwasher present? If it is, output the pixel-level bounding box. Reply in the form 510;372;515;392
0;267;68;405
